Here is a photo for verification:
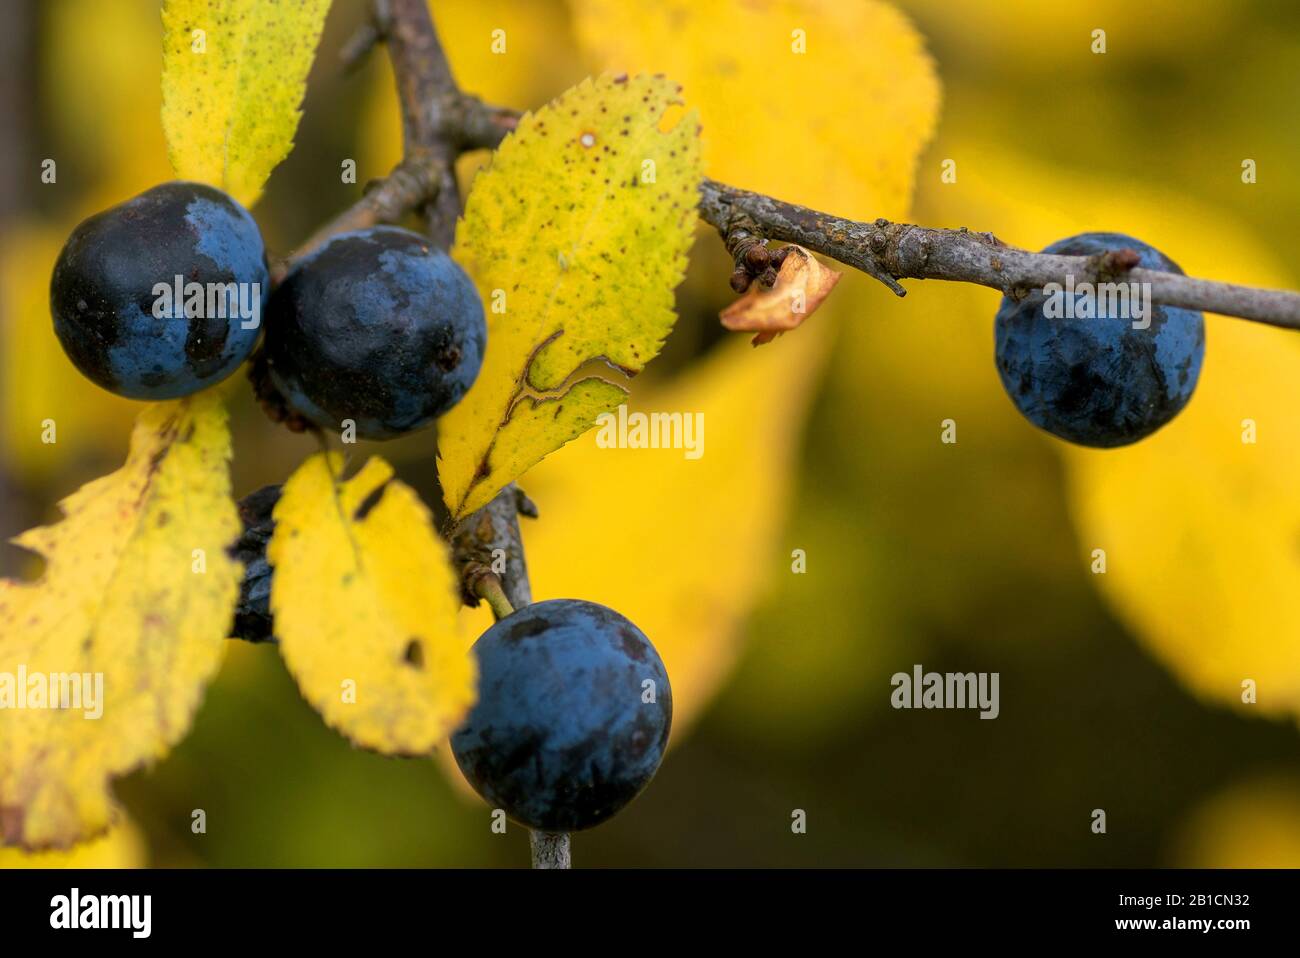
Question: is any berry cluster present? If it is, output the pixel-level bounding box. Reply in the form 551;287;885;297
263;226;486;440
47;185;1206;838
52;179;672;837
49;186;1206;450
51;182;486;438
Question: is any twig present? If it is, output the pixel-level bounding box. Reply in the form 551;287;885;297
286;0;517;269
290;159;440;266
296;67;1300;330
471;573;515;620
339;21;380;72
448;484;571;867
698;179;1300;329
529;831;572;870
449;483;534;611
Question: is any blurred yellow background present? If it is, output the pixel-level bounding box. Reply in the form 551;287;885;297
2;0;1299;866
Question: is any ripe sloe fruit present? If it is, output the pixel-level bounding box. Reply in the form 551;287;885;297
263;226;485;440
994;232;1205;447
451;599;672;832
50;181;269;399
230;484;282;644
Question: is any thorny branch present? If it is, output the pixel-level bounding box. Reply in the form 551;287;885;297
698;181;1300;329
313;57;1300;329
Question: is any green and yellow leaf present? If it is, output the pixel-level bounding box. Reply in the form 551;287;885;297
438;73;703;519
161;0;333;207
0;395;241;850
569;0;941;221
269;453;474;755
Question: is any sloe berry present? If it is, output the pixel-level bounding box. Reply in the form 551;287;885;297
994;231;1205;447
263;226;485;440
50;181;269;399
451;599;672;832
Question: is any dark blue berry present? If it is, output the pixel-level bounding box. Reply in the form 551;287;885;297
263;226;485;440
994;232;1205;447
50;181;269;399
451;599;672;832
229;484;282;643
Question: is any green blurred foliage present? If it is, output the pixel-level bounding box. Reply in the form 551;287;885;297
3;0;1299;866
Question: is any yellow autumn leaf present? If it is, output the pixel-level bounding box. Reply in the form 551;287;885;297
160;0;332;207
0;394;241;850
269;453;475;755
439;73;703;518
569;0;941;220
0;819;147;869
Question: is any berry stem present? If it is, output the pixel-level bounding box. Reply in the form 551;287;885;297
449;483;535;610
529;831;572;870
473;574;515;621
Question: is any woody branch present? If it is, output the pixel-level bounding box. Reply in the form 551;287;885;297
312;2;1300;329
